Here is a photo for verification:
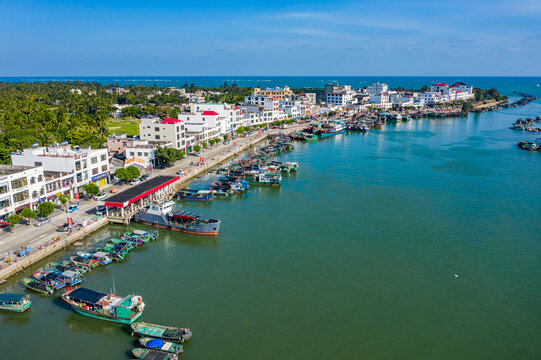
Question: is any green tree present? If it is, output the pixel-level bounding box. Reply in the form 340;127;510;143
202;142;208;148
127;166;140;180
37;201;55;218
193;145;201;152
209;139;216;146
58;194;70;210
115;168;130;181
155;147;184;166
20;208;37;223
82;183;100;196
223;134;229;141
7;214;20;229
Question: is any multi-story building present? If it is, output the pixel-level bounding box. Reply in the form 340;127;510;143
188;103;242;134
367;82;389;95
139;117;186;150
11;143;110;191
253;86;293;101
326;92;355;106
279;100;307;119
125;140;172;169
325;84;351;94
0;165;45;218
242;94;285;124
107;133;138;155
181;111;226;145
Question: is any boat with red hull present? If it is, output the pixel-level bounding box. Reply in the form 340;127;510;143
133;201;220;235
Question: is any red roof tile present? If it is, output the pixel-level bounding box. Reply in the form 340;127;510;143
202;111;219;116
162;118;182;124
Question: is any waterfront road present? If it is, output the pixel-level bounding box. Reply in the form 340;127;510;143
0;122;311;269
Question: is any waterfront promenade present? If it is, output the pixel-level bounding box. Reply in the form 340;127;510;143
0;122;309;280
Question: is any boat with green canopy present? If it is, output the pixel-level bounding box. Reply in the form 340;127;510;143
131;348;177;360
139;338;183;354
0;293;31;312
131;322;192;343
62;287;145;324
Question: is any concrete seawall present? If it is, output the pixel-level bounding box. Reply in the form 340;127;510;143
0;217;108;281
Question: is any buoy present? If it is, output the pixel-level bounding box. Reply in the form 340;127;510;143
454;274;459;278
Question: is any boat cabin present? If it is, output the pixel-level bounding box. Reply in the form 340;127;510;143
178;189;213;201
0;293;31;312
60;270;82;286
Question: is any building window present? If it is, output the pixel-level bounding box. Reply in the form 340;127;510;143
101;165;108;172
11;178;27;189
75;161;81;171
137;152;142;157
30;177;36;185
91;157;98;164
92;168;98;175
82;159;88;169
155;135;160;139
155;127;160;131
100;154;106;162
76;172;82;182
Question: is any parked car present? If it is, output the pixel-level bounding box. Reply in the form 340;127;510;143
95;205;106;215
57;223;70;232
130;179;141;186
140;174;149;181
94;192;107;201
67;205;79;213
34;217;51;227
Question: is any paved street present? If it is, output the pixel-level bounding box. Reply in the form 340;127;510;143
0;122;309;266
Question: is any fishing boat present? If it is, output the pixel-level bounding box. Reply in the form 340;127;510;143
131;348;177;360
32;269;66;290
53;263;84;276
70;254;99;269
241;172;281;186
131;322;192;343
57;270;82;286
0;293;31;312
62;260;90;274
133;201;220;235
316;121;346;137
62;287;144;324
177;189;213;201
22;278;53;295
139;338;183;354
91;251;112;266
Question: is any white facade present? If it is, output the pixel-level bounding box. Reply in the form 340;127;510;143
326;92;355;106
139;117;186;150
11;144;110;190
0;165;45;218
367;82;389;95
191;103;242;133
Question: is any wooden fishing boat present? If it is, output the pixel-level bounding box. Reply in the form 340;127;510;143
54;263;84;276
91;251;112;265
70;255;99;269
177;189;213;201
22;278;53;295
131;322;192;343
32;269;66;290
62;287;144;324
139;338;183;354
57;270;82;286
0;293;31;312
131;348;177;360
62;260;90;274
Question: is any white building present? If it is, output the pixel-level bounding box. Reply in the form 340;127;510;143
11;143;111;190
0;165;45;218
190;103;242;134
326;92;355;106
242;94;285;124
367;82;389;95
181;111;225;145
139;117;186;150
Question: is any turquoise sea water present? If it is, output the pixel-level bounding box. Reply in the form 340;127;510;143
0;79;540;359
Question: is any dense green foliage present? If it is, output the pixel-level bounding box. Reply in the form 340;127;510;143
20;208;37;220
6;214;20;228
155;147;184;165
82;183;100;196
474;88;507;102
116;165;140;181
37;201;55;218
207;82;253;104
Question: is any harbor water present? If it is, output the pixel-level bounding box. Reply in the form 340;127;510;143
1;100;541;359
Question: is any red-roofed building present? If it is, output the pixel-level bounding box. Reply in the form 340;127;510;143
202;111;219;116
162;118;182;124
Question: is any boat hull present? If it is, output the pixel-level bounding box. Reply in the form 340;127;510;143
68;302;143;324
133;212;220;235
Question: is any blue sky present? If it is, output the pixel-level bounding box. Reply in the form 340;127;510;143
1;0;540;76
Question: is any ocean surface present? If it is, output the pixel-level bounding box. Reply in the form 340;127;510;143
0;78;540;359
2;76;541;97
